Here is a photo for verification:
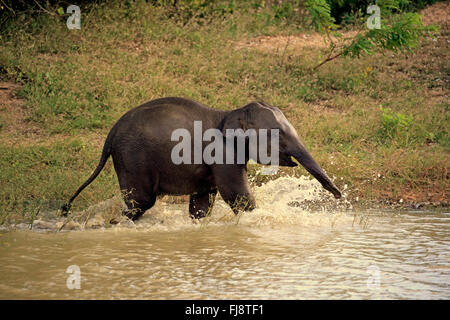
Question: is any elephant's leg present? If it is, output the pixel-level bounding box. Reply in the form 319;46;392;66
116;172;157;221
189;189;217;219
211;165;256;214
122;191;156;221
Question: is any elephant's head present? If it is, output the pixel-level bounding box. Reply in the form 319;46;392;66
221;101;342;199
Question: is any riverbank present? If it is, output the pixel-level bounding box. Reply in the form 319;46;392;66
0;2;448;225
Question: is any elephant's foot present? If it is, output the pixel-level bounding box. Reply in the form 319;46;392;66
122;208;145;221
189;189;217;220
108;209;142;225
229;194;256;215
120;192;156;222
190;209;207;220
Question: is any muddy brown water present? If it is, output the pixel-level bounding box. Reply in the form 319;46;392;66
0;176;448;299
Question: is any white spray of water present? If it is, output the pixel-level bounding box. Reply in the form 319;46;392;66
9;175;352;232
114;175;352;232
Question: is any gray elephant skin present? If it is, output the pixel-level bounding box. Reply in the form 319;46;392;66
62;97;341;220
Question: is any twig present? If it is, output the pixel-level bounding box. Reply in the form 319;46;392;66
279;36;291;65
83;209;93;229
0;0;14;15
312;51;343;70
58;216;71;232
311;28;340;71
312;28;367;71
32;0;57;16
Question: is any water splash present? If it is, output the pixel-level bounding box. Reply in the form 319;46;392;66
6;175;353;232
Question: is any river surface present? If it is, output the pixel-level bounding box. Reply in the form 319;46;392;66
0;177;448;299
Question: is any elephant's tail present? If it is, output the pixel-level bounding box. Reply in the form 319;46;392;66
61;138;112;216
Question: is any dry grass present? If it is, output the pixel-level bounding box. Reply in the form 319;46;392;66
234;30;359;53
420;1;450;26
0;81;41;146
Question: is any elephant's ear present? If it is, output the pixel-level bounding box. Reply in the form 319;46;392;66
220;108;249;138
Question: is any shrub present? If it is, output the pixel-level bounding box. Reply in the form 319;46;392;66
378;107;413;143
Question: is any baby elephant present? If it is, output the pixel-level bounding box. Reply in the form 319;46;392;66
62;97;341;220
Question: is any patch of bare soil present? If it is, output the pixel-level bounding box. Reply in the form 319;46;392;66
420;1;450;27
0;81;106;148
235;2;449;53
235;31;358;53
0;81;42;146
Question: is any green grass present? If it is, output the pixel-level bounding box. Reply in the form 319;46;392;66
0;1;448;224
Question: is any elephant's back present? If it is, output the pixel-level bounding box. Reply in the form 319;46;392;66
136;96;212;111
128;97;217;118
107;97;222;195
113;97;223;134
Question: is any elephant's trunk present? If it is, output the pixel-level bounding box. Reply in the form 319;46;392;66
291;145;342;199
